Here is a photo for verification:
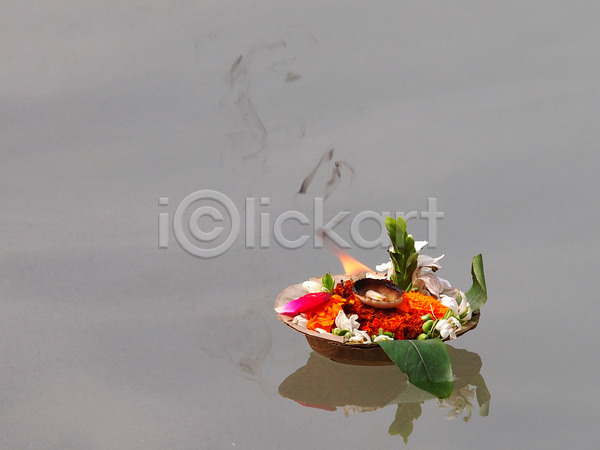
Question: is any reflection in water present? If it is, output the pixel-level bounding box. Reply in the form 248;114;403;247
279;345;490;443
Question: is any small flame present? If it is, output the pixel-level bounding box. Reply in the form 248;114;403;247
332;247;373;276
317;227;374;275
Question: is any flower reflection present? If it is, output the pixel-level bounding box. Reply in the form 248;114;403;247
440;385;475;422
278;345;490;443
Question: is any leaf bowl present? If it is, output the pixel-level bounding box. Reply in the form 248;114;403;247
275;275;480;366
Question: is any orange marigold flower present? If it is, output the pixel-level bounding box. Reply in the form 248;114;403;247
303;281;450;340
306;294;346;332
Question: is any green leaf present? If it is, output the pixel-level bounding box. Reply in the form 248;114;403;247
321;272;335;293
378;339;454;398
388;402;423;443
465;254;487;312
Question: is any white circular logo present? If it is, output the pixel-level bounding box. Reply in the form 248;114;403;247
173;190;240;258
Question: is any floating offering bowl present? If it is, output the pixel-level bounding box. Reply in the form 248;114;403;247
275;275;480;366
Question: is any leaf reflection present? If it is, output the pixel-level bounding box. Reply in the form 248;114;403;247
278;345;490;443
388;403;422;444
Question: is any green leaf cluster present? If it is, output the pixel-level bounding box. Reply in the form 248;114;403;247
384;216;418;291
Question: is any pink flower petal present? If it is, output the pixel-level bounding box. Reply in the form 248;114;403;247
275;292;332;315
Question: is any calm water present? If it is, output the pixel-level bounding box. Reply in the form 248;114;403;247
2;2;599;448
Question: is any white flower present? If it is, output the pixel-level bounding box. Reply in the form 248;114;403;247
373;260;394;279
373;334;393;342
435;319;453;339
435;316;462;339
335;310;360;332
348;330;372;344
437;292;471;338
456;291;472;321
292;313;308;328
334;310;372;343
414;240;428;252
414;272;452;298
302;280;327;293
441;292;472;323
411;253;455;298
437;277;456;295
440;295;459;315
417;253;444;271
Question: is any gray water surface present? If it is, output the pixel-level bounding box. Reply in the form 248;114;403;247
2;2;599;448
